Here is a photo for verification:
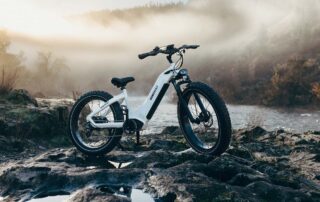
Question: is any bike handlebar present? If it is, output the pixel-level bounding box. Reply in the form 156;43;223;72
138;44;199;60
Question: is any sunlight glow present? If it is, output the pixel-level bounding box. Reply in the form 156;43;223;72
0;0;186;41
0;1;98;40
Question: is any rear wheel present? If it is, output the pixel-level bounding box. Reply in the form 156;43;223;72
178;82;231;155
68;91;123;156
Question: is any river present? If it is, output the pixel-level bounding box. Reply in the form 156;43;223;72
128;96;320;134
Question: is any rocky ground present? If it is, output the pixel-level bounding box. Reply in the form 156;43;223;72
0;90;73;162
0;90;320;201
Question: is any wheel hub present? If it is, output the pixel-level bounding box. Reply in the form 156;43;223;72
199;110;213;127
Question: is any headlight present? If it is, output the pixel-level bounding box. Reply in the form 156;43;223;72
179;69;188;76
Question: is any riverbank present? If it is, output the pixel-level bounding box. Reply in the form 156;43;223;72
0;126;319;201
0;91;319;201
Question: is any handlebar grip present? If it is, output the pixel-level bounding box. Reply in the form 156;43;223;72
188;45;200;49
138;49;159;60
138;53;150;60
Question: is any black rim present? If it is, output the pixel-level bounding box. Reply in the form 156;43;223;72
181;90;221;153
71;96;117;150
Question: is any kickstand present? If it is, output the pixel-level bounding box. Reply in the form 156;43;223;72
136;131;140;145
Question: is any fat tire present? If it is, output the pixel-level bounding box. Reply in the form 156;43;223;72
68;91;123;156
178;82;232;156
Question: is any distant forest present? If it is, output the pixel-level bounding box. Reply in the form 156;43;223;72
83;1;320;107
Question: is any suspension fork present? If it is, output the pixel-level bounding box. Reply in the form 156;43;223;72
172;80;201;124
193;92;210;121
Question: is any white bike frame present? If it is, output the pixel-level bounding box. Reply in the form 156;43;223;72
86;63;180;129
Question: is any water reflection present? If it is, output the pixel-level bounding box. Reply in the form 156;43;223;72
28;195;69;202
27;186;154;202
80;155;133;169
108;160;132;168
98;185;154;202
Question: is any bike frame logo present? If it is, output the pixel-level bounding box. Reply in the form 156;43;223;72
150;85;158;100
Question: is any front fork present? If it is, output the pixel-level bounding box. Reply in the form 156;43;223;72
172;80;208;124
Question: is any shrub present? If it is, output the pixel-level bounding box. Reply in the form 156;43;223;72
0;30;23;95
266;57;320;106
0;66;19;94
312;82;320;101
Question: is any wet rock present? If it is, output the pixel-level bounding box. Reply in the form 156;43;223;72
0;150;145;200
160;126;182;136
202;155;259;182
0;99;71;148
227;146;253;160
148;139;188;151
244;181;311;201
228;173;270;186
0;122;319;201
0;144;319;201
234;126;267;142
0;135;24;153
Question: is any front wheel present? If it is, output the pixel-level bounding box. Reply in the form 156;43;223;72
177;82;232;156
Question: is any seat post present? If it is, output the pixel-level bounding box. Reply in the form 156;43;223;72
122;88;129;107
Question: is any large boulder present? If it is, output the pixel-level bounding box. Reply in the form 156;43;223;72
6;89;38;106
0;97;73;152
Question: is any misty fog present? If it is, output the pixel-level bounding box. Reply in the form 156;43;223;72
2;0;320;97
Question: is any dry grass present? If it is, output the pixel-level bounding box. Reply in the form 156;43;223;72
312;82;320;100
0;65;20;94
289;151;320;182
72;91;82;101
245;110;265;128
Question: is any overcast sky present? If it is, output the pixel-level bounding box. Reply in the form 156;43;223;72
0;0;187;15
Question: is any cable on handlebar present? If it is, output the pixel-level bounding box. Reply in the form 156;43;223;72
137;44;199;63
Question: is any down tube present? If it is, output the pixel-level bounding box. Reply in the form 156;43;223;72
146;83;170;119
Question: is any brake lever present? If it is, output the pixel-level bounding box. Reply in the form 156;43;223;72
153;46;160;51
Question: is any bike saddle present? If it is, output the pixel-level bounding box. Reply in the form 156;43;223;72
111;77;135;89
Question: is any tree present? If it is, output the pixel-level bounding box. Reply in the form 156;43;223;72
0;30;23;94
36;51;69;77
0;30;10;53
33;51;70;96
266;56;320;106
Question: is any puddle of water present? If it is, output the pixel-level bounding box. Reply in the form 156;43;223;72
108;160;132;168
99;185;154;202
28;195;70;202
26;186;153;202
136;153;144;158
131;189;154;202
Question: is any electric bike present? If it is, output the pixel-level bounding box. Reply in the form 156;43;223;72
68;44;232;156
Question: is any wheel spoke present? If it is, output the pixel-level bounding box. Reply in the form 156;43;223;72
75;98;116;149
183;92;220;151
